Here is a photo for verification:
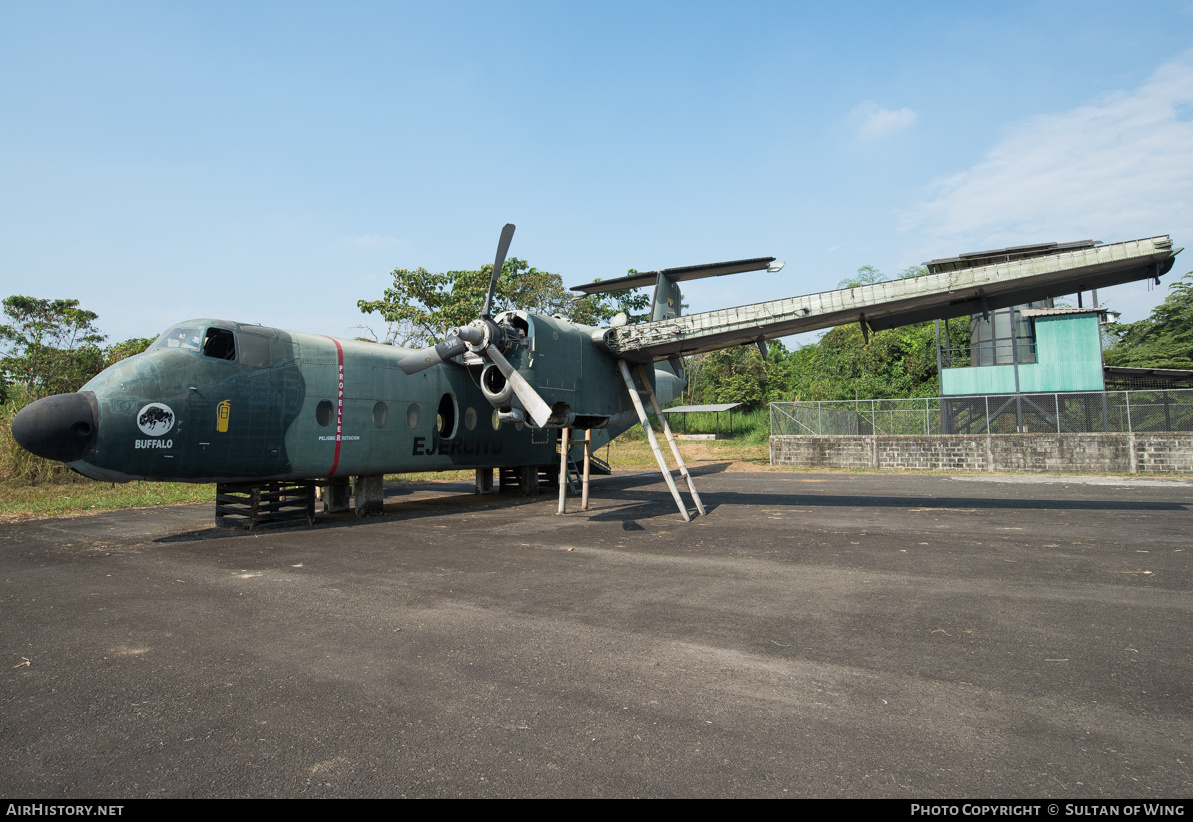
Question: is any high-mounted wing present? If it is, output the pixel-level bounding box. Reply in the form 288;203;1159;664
570;257;780;295
595;235;1180;363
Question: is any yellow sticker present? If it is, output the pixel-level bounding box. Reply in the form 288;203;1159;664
216;400;231;433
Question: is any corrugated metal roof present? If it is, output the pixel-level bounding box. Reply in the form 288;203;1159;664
1018;307;1109;317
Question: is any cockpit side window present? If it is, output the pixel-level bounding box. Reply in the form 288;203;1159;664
238;332;271;368
202;328;236;361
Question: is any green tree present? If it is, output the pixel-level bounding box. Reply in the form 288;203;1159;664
1103;271;1193;369
685;316;968;406
698;347;766;406
104;337;155;367
597;271;652;324
838;264;927;288
838;265;885;288
0;297;107;398
788;322;943;401
683;340;800;409
685;264;957;405
359;258;648;347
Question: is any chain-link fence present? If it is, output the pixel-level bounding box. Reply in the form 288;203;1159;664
771;389;1193;436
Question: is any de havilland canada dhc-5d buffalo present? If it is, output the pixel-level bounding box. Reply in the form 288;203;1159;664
11;226;1181;523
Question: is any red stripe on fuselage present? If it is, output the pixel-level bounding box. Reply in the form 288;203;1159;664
326;337;345;476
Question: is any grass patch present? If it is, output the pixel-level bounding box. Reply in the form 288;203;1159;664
0;480;214;522
384;470;473;484
618;406;772;445
0;388;85;485
606;433;769;469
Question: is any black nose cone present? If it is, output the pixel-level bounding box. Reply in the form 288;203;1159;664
11;392;99;463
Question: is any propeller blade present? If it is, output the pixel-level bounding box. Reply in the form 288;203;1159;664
483;343;553;428
396;334;469;375
480;223;516;319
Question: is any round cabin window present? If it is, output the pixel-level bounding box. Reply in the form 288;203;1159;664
373;401;389;428
316;399;334;427
464;407;477;430
407;403;421;429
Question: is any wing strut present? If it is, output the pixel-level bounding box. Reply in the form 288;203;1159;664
636;363;705;517
616;359;701;522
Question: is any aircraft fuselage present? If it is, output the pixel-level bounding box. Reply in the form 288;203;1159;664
14;314;685;484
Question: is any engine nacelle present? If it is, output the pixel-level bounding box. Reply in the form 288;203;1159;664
480;362;515;406
478;311;642;429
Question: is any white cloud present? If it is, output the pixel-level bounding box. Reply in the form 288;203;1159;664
852;101;918;140
904;53;1193;251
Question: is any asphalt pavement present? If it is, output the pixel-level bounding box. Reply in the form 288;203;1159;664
2;467;1191;798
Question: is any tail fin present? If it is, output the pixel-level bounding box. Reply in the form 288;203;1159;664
651;272;682;322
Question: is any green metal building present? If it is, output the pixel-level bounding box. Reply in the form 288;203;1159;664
940;306;1109;396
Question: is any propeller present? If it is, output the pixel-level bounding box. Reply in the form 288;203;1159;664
481;223;516;319
397;224;555;428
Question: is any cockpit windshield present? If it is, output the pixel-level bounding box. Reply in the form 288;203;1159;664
149;325;238;361
152;326;204;352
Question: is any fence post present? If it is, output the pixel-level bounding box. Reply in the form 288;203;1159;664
818;402;823;436
1056;393;1061;433
1125;392;1132;433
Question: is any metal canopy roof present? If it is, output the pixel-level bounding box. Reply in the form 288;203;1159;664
661;403;742;414
570;257;776;295
1104;366;1193;378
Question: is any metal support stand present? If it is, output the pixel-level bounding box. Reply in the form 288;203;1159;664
581;429;592;512
216;482;316;529
636;364;705;516
617;359;691;522
557;427;570;515
519;465;539;496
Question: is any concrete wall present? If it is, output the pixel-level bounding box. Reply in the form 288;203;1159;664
770;432;1193;474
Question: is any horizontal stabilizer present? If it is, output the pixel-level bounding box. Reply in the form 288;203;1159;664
600;235;1180;362
570;257;777;295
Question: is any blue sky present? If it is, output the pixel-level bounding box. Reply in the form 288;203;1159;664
3;1;1193;345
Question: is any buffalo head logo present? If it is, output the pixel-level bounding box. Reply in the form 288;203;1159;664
137;403;175;436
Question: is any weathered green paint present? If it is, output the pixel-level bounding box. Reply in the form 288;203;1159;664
941;313;1105;395
71;314;676;485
